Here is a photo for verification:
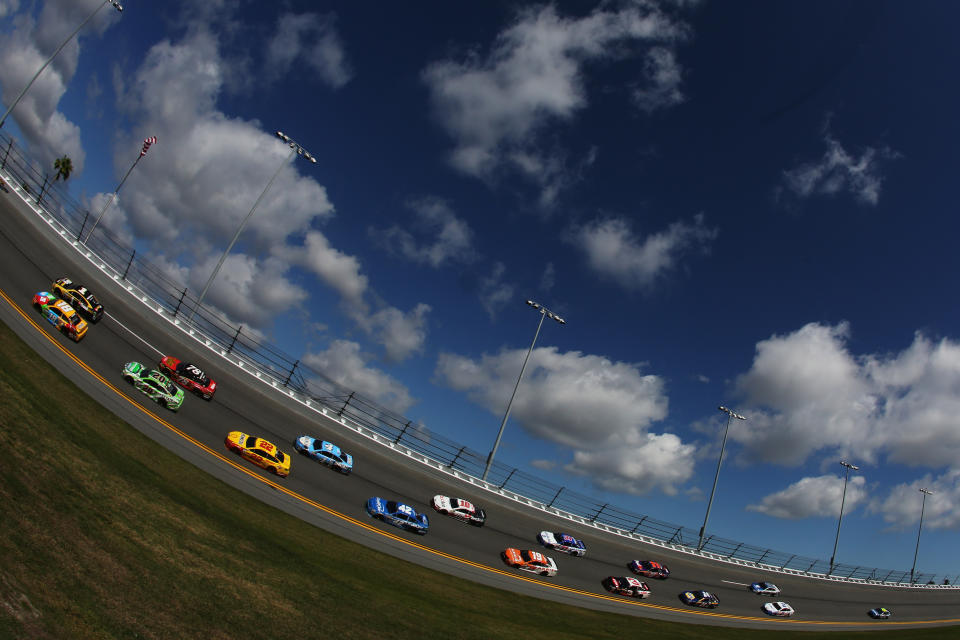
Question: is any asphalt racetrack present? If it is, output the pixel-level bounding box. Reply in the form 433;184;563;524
1;188;958;631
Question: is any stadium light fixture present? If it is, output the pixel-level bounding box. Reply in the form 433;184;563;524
482;299;565;481
190;130;316;319
697;405;746;552
829;460;860;574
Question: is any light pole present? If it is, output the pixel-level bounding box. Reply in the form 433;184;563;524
82;136;156;243
911;488;934;583
829;460;859;574
482;299;565;482
697;405;746;551
190;131;316;319
0;1;123;129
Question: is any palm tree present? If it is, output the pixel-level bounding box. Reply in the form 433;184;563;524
53;155;72;182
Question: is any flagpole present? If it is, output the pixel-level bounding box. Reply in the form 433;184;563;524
82;137;155;243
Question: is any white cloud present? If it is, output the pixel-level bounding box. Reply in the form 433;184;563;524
0;1;21;19
574;213;717;290
732;323;960;470
478;262;515;320
423;1;689;202
869;471;960;531
266;12;352;88
632;46;685;112
302;340;415;413
781;130;899;206
435;345;691;494
372;197;476;268
354;303;431;364
540;262;556;292
747;474;867;520
0;0;119;172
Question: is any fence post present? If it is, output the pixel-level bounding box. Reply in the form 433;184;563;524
173;287;188;316
338;391;354;417
394;420;411;444
283;360;299;387
846;566;860;578
882;569;895;582
757;549;770;565
76;210;91;241
35;174;48;205
631;516;648;534
1;138;11;170
226;325;242;354
590;503;608;523
121;249;136;279
547;487;564;508
498;468;516;489
780;554;796;570
672;529;689;546
806;559;819;572
448;446;466;469
727;542;744;558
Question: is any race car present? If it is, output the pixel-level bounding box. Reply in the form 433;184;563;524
679;590;719;608
32;291;88;342
122;361;184;411
431;495;486;526
225;431;291;477
629;559;670;579
500;548;558;577
52;277;104;322
602;576;651;598
366;497;429;534
159;356;217;400
294;436;353;474
763;601;795;617
537;531;586;556
868;607;892;619
750;581;781;596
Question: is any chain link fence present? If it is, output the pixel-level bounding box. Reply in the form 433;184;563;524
2;130;955;587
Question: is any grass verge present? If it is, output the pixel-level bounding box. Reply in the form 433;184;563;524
0;320;957;639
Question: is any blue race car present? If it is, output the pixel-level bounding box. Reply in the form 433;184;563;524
366;497;429;535
537;531;586;557
294;436;353;474
868;607;892;619
750;581;781;596
679;590;719;608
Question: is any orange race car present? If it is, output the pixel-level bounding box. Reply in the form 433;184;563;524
225;431;291;477
500;548;558;577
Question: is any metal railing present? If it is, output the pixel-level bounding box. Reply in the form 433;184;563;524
2;130;955;587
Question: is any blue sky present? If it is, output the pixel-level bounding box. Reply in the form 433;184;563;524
4;0;960;576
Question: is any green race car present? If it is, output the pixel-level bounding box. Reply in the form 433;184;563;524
122;361;184;411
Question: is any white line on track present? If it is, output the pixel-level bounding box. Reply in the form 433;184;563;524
723;580;750;587
105;311;164;358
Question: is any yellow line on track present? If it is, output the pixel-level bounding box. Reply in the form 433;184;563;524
3;285;959;627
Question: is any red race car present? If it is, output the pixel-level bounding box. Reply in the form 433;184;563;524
159;356;217;400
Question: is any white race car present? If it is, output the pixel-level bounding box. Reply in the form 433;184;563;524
431;495;486;526
750;581;781;596
537;531;586;556
763;601;795;617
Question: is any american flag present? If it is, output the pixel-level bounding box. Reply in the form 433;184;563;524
140;136;157;157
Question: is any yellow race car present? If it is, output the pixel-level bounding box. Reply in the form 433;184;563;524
224;431;291;477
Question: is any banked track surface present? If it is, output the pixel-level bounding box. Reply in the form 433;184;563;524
1;193;958;631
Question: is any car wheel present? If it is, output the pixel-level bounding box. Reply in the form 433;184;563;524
123;375;134;385
158;398;167;409
540;571;549;576
268;467;278;475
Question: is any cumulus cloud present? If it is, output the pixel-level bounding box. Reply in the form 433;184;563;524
371;197;476;268
747;474;867;520
423;1;690;203
732;322;960;470
0;0;120;171
265;12;352;88
478;262;515;320
353;303;431;363
781;130;899;206
435;345;692;494
869;471;959;531
574;213;717;290
302;340;415;413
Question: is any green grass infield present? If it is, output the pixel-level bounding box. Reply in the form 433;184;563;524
0;320;957;639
